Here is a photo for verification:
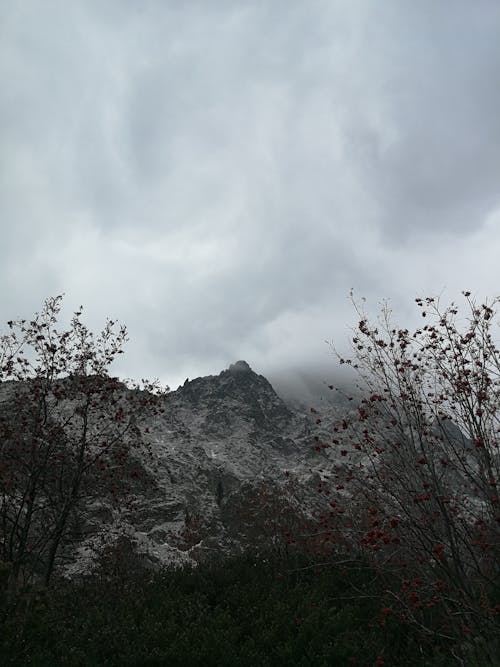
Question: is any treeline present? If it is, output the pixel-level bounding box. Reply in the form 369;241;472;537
2;550;496;666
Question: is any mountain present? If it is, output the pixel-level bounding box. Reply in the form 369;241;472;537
0;361;340;581
0;361;486;583
110;361;339;568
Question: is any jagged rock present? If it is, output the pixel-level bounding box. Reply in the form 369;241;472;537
0;362;485;580
0;363;325;579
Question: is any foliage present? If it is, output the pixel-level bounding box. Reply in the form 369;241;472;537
2;552;493;666
0;296;167;594
311;292;500;664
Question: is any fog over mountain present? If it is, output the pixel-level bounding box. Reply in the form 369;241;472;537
0;357;478;581
1;2;499;392
0;360;335;577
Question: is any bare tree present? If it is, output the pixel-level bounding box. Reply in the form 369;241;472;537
313;292;499;660
0;296;167;594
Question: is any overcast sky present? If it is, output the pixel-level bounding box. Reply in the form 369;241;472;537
1;1;499;397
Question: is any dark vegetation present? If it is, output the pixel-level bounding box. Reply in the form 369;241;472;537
306;292;500;664
2;549;498;666
0;296;165;595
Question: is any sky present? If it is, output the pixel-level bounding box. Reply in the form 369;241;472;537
1;1;500;398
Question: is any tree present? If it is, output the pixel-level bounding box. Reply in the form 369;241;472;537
313;292;499;662
0;295;167;594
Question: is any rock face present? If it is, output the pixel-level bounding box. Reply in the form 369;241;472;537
0;362;337;580
0;363;484;581
169;360;305;455
110;361;322;573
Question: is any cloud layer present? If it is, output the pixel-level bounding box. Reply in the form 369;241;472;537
1;1;499;395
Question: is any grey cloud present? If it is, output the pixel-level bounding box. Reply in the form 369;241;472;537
343;2;500;240
1;1;499;398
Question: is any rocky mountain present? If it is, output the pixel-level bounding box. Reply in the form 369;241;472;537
0;360;488;584
0;362;345;582
100;361;343;572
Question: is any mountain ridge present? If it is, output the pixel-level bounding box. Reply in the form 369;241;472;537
0;361;336;581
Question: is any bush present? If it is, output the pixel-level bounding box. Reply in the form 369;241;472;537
1;552;489;666
312;292;500;664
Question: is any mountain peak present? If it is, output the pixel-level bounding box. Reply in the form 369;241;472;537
227;360;252;374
